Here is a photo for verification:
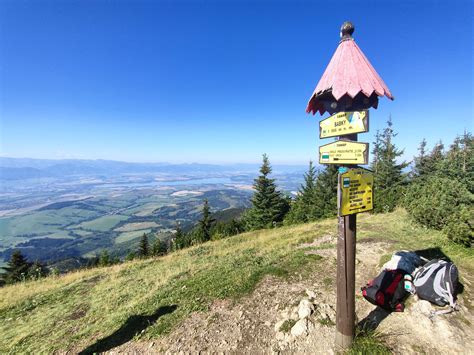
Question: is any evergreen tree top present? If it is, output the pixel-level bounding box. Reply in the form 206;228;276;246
259;154;272;176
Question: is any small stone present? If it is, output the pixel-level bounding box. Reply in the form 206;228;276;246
298;299;314;319
238;310;244;318
276;331;285;340
265;321;271;327
306;289;316;300
149;342;155;348
291;319;308;337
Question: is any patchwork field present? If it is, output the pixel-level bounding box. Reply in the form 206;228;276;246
0;181;252;266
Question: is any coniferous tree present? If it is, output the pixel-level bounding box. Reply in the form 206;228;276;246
313;164;339;218
243;154;290;230
285;161;319;224
152;237;167;256
98;250;110;266
1;250;31;284
125;251;136;261
423;141;445;176
439;132;474;193
27;260;48;280
172;222;187;250
137;233;149;257
413;138;429;178
371;117;409;213
194;199;216;244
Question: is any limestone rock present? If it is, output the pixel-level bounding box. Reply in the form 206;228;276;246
291;319;308;337
306;289;316;300
413;300;433;316
298;299;314;319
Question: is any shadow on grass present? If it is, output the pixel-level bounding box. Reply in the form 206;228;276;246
414;247;452;263
79;305;177;354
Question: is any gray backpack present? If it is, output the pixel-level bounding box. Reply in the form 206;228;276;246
413;259;458;310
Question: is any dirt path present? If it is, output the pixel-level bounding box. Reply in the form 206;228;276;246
110;236;474;354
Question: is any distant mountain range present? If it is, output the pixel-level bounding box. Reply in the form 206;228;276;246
0;157;308;180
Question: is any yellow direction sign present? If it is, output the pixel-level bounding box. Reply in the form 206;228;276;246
319;140;369;165
339;168;373;216
319;111;369;139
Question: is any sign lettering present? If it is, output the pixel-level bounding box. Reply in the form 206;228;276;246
319;111;369;139
319;140;369;165
339;168;373;216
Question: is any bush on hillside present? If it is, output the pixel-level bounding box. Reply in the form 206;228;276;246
404;176;473;246
443;206;473;247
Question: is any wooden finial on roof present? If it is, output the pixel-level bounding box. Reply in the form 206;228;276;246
340;21;354;40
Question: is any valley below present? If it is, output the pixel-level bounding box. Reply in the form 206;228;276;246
0;158;306;269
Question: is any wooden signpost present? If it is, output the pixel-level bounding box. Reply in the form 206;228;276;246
305;21;393;349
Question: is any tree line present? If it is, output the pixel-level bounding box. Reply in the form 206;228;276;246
2;118;471;285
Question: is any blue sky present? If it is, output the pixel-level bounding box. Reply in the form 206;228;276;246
0;0;472;164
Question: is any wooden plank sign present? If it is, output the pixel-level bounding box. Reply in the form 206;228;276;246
319;140;369;165
319;111;369;139
339;168;373;216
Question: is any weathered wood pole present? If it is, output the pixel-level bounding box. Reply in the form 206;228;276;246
335;133;357;348
305;20;393;350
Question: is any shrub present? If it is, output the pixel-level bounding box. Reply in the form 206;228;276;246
443;206;473;247
404;177;473;246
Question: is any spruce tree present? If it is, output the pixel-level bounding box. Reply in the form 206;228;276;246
413;138;429;178
424;141;445;176
152;237;167;256
243;154;290;230
137;233;149;257
371;117;409;213
172;222;186;250
194;199;216;244
27;260;48;280
313;164;338;218
1;250;31;284
439;132;473;193
285;161;319;224
98;250;110;267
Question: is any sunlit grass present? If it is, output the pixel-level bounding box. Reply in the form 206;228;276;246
0;209;471;353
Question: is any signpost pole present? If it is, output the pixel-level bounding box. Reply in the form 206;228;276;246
335;133;357;349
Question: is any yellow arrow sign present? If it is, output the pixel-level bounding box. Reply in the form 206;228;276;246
319;111;369;139
339;168;374;216
319;140;369;165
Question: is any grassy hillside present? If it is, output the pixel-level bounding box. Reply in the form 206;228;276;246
0;209;472;353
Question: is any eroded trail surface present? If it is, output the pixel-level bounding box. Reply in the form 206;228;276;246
113;236;474;354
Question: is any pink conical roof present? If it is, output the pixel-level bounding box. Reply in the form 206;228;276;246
306;23;393;115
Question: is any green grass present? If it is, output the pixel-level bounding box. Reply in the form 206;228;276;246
76;215;129;232
0;207;99;247
115;229;152;244
0;209;472;353
280;319;297;333
348;328;391;355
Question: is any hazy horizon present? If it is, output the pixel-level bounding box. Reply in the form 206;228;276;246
1;1;472;164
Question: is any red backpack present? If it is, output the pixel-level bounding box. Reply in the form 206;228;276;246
361;269;408;312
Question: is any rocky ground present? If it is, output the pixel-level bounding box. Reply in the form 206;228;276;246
110;235;474;354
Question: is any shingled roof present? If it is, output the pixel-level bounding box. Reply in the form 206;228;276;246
306;22;393;115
